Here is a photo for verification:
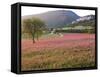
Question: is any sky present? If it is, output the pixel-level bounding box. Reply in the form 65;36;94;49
21;6;95;17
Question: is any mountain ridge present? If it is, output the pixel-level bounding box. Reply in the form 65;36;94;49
22;10;80;28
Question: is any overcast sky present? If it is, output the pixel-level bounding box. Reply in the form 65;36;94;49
21;6;95;17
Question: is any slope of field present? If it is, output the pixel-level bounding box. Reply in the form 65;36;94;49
21;33;95;71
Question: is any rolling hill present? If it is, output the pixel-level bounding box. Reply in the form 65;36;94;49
22;10;80;28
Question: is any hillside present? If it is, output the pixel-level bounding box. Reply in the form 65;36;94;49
22;10;80;28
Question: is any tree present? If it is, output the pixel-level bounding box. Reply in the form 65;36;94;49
22;18;46;43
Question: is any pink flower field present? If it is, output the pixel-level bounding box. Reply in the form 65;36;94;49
22;33;95;51
21;33;95;71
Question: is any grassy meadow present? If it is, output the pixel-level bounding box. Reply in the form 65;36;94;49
21;33;95;71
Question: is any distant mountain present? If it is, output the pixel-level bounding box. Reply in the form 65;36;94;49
22;10;80;28
67;15;95;29
72;15;95;24
62;15;95;33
